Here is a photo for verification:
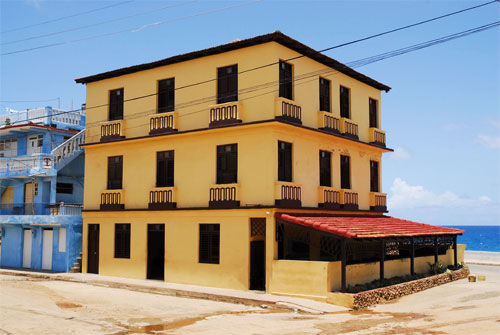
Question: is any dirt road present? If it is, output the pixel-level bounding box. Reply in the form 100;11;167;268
1;264;499;334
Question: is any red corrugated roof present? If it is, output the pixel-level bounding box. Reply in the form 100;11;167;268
276;214;464;239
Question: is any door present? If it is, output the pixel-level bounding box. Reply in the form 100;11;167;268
250;240;265;290
147;224;165;280
27;134;43;155
42;229;53;270
22;229;32;268
87;224;99;274
24;183;34;215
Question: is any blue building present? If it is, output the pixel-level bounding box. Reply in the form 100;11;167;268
0;106;85;272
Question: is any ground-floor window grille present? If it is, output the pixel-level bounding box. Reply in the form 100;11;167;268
199;224;220;264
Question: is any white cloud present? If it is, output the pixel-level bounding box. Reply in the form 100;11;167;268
388;177;493;210
475;134;500;149
387;146;411;161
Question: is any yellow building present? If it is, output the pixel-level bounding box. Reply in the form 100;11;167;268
76;32;464;302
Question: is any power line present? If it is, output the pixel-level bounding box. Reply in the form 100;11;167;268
7;20;498;129
1;1;135;34
2;1;198;46
1;0;262;56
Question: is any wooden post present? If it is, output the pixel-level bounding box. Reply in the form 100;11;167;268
341;239;346;291
410;237;415;276
434;236;438;265
380;239;385;282
453;235;458;267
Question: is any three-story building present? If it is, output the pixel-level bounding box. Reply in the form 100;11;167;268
76;32;464;302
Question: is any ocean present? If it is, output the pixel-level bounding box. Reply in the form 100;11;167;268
446;225;500;252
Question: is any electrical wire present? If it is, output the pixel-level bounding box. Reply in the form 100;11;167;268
1;1;135;34
1;0;262;56
2;1;198;46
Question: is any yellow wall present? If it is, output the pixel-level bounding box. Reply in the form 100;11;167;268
84;41;384;145
346;261;379;286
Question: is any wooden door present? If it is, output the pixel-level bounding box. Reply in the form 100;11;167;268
42;229;53;270
22;229;32;268
24;183;34;215
147;224;165;280
87;224;99;274
250;240;265;291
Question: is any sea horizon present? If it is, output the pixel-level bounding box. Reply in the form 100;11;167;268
445;225;500;252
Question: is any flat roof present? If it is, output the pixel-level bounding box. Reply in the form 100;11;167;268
75;31;391;92
277;214;464;239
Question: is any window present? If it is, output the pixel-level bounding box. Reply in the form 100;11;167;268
156;151;174;187
319;151;332;187
370;161;379;192
0;138;17;157
319;78;331;112
278;141;292;182
109;88;124;121
216;144;237;184
158;78;175;113
199;224;219;264
114;224;130;258
217;65;238;104
56;182;73;194
58;228;66;252
369;98;378;128
107;156;123;190
340;86;350;118
33;182;38;196
279;61;293;100
340;155;350;189
27;134;43;154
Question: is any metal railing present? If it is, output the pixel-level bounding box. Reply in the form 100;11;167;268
0;202;81;215
100;121;122;140
150;112;176;134
209;103;240;126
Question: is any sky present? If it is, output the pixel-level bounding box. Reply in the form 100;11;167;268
0;0;499;226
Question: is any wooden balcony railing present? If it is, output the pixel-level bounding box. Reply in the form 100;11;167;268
341;189;358;210
209;184;240;208
209;101;242;127
340;118;359;139
100;120;125;142
369;127;386;147
100;190;124;210
318;186;341;209
148;187;177;209
275;98;302;124
275;182;302;208
370;192;387;212
317;111;340;134
149;111;178;135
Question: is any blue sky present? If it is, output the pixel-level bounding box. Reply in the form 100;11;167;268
1;0;499;226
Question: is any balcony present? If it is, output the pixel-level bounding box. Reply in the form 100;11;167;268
370;192;387;212
275;181;301;208
318;186;341;209
48;203;83;215
100;190;124;210
149;111;178;135
275;98;302;124
341;189;359;210
148;187;177;209
209;184;240;208
317;112;340;134
100;120;125;142
340;118;359;140
209;101;242;127
0;154;55;178
369;128;386;147
0;203;48;215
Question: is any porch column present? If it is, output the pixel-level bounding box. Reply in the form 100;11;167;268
341;239;346;291
380;239;385;281
410;237;415;276
49;176;57;204
434;236;439;265
453;235;458;267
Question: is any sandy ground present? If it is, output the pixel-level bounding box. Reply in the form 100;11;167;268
1;264;499;335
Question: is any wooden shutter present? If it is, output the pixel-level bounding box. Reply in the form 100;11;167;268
319;78;331;112
156;151;174;187
340;155;350;189
369;98;378;128
217;65;238;104
278;141;292;182
107;156;123;190
279;61;293;100
370;161;379;192
217;144;237;184
199;224;220;264
114;223;130;258
340;86;349;118
319;151;332;187
109;88;124;121
158;78;175;113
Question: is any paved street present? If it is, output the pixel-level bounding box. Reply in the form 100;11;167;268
1;264;499;335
